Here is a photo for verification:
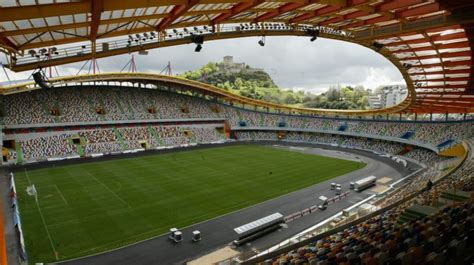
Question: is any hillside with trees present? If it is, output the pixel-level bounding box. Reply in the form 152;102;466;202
180;60;374;110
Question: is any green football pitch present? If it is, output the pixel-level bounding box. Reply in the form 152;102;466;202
13;145;365;263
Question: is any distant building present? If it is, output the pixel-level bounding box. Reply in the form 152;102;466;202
218;56;263;74
381;85;407;108
368;95;383;109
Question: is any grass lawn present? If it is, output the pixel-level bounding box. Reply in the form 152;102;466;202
13;145;365;263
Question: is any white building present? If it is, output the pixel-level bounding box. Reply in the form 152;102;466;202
368;95;383;109
381;85;407;108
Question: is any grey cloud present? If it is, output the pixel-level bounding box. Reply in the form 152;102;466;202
1;36;404;92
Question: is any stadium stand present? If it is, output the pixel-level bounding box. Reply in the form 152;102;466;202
257;138;474;265
12;125;225;162
3;87;472;153
236;131;446;166
1;1;473;263
1;85;472;264
1;86;472;265
3;86;472;165
20;134;78;161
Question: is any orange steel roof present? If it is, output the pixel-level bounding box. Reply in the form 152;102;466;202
0;0;473;114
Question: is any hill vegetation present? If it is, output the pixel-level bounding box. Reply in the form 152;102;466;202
180;61;374;110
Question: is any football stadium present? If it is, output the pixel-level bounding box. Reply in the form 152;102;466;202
0;1;473;265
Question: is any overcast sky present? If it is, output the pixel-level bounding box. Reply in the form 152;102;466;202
0;36;404;94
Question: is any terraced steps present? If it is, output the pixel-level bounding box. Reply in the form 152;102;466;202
15;142;23;164
147;125;165;146
440;190;471;202
113;128;127;150
397;205;438;224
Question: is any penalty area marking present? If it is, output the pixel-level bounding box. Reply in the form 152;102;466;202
51;184;69;206
83;170;132;209
24;169;59;260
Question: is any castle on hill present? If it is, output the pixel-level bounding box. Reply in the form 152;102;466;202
217;56;264;74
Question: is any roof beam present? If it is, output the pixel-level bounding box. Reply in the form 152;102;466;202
391;41;470;53
410;105;472;113
0;35;17;50
410;69;472;76
355;9;474;41
409;60;471;69
343;2;441;30
0;0;202;22
0;1;91;22
376;0;424;12
415;100;474;107
1;7;233;37
413;77;470;83
254;1;313;22
384;32;467;47
290;0;355;24
157;0;201;31
212;0;265;25
340;0;424;29
399;50;471;61
417;91;468;96
397;2;440;18
90;0;105;41
2;13;171;37
416;100;474;108
415;84;467;89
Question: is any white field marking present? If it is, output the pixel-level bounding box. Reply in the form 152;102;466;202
24;169;59;260
83;170;132;209
53;184;69;206
59;163;361;264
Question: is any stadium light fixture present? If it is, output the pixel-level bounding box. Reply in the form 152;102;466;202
258;36;265;47
306;29;320;42
191;34;204;52
372;41;384;50
195;44;202;52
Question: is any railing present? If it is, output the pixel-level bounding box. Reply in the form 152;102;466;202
237;140;469;264
10;24;352;69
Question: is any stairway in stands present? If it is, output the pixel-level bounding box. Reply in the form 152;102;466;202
15;144;23;164
37;93;61;123
397;204;438;224
147;125;165;146
400;131;415;140
236;109;243;122
115;90;134;119
75;143;85;157
67;138;85;157
440;190;471;202
81;89;106;121
398;146;413;156
112;127;127;150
